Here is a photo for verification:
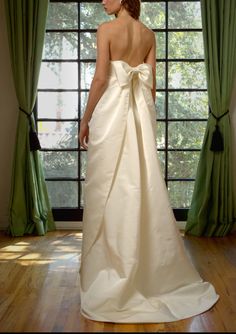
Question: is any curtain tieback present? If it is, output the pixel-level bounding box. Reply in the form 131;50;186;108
209;109;229;152
19;107;41;151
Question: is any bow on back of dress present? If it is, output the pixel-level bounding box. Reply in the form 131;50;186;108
111;60;153;89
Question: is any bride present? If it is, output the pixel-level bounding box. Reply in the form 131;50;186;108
78;0;219;323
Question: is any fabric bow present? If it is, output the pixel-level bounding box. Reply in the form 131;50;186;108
114;61;153;89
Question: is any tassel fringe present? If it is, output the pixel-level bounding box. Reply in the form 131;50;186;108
19;107;41;151
29;126;41;151
209;109;229;153
210;124;224;151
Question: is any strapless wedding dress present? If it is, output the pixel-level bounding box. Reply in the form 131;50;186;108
79;60;219;323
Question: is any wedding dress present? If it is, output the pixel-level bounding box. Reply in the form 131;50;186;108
79;60;219;323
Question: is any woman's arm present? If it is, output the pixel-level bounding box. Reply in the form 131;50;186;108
144;31;156;102
79;23;110;149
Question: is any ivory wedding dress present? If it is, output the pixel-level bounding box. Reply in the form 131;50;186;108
79;60;219;323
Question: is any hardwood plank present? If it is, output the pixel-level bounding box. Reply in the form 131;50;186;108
0;230;235;332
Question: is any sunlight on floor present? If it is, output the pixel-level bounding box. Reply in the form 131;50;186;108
0;232;83;266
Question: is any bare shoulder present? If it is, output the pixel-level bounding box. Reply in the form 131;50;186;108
97;21;110;33
96;20;117;39
97;19;117;31
139;20;155;40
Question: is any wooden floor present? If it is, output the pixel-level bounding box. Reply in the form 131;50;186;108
0;229;236;332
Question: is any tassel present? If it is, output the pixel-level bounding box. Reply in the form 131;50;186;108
19;107;41;151
210;124;224;152
29;125;41;151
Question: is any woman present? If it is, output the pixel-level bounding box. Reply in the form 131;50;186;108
79;0;219;323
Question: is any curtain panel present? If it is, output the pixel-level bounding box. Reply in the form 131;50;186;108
5;0;55;236
185;0;236;237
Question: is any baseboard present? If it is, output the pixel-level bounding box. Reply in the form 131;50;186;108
0;221;188;232
176;221;186;231
1;220;235;233
54;221;187;231
55;221;83;230
0;220;83;231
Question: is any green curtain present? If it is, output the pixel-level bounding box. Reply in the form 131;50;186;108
5;0;55;236
185;0;236;237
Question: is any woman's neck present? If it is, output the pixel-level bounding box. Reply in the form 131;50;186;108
116;7;131;19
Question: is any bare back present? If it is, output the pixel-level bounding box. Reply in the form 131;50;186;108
89;12;156;111
80;11;157;147
107;17;155;67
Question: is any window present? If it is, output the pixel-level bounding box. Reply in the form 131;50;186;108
37;0;207;221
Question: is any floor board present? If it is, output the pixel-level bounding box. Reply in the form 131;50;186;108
0;229;235;332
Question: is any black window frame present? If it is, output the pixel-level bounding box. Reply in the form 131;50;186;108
37;0;207;222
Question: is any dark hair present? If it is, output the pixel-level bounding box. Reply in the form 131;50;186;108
121;0;141;20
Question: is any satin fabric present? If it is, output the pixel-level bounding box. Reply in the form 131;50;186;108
79;60;219;323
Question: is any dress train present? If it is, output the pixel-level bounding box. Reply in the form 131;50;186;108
79;60;219;323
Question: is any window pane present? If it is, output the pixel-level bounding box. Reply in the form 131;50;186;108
80;3;110;29
168;181;194;208
168;1;201;29
80;181;85;207
140;2;165;29
47;181;78;208
168;121;206;149
156;121;166;149
80;32;97;59
157;151;165;177
46;2;78;29
168;62;206;89
80;151;87;179
38;121;78;149
156;92;165;119
155;32;166;59
80;92;89;118
81;62;95;89
156;62;165;89
38;92;78;119
169;32;204;59
43;33;78;60
168;151;200;179
38;63;78;89
38;0;206;213
168;92;208;119
41;151;78;178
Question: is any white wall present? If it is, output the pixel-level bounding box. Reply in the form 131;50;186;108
0;0;18;229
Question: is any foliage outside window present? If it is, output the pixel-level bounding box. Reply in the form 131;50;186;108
37;0;208;221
